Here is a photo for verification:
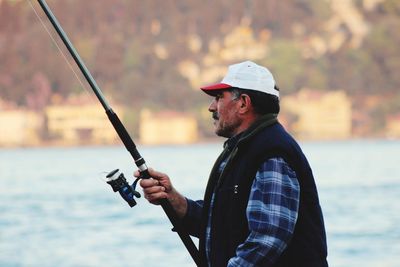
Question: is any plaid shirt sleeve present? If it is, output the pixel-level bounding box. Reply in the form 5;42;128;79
227;157;300;267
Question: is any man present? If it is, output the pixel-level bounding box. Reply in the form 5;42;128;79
139;61;328;267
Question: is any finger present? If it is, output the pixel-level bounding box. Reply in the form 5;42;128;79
147;168;168;179
140;178;160;188
143;186;166;195
144;191;168;202
134;169;157;178
136;168;167;181
148;200;161;205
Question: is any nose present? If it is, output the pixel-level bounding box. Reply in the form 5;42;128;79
208;99;217;112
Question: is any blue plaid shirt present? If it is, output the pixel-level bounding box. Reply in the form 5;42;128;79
186;157;300;266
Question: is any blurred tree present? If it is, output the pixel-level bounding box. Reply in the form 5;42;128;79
304;58;329;91
381;0;400;15
262;39;303;94
0;0;399;128
363;18;400;93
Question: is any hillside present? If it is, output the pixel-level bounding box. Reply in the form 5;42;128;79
1;0;399;120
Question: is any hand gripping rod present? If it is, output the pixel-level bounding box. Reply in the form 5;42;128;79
36;0;200;265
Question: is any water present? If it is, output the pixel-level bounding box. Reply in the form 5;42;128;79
0;141;399;267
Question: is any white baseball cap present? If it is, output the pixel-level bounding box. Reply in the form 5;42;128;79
200;60;279;98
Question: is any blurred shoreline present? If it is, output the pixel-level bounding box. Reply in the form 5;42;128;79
1;136;399;150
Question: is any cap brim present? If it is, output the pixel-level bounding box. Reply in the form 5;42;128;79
200;83;232;96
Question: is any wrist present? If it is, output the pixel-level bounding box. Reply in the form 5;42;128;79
168;188;187;218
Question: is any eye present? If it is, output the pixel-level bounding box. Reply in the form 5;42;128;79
215;93;223;101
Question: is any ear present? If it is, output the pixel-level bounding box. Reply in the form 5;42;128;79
238;94;252;114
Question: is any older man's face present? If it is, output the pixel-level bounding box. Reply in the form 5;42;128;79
208;90;243;138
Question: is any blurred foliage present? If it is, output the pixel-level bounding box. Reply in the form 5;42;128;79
381;0;400;15
0;0;399;122
262;39;303;94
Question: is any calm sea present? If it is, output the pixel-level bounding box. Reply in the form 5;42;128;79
0;140;399;267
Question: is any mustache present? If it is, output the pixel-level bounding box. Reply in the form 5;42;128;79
212;112;219;120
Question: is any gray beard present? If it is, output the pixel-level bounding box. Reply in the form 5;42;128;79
215;120;241;138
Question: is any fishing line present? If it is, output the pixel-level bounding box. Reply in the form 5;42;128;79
28;0;117;184
27;0;96;103
31;1;201;263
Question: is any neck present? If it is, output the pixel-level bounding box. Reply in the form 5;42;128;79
231;113;260;137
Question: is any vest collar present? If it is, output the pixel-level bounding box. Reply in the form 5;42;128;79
224;113;278;150
237;113;278;147
223;131;243;150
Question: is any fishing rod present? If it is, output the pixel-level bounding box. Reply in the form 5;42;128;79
36;0;200;265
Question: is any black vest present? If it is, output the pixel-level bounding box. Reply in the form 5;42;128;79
199;118;328;267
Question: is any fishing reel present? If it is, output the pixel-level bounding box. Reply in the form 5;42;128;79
105;169;141;207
